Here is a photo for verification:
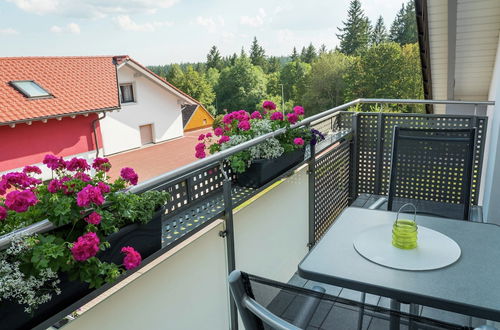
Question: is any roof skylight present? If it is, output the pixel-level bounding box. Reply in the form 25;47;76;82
10;80;52;99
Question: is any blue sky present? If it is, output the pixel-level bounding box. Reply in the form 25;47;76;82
0;0;405;65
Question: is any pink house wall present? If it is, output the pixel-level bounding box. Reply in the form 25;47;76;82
0;115;103;172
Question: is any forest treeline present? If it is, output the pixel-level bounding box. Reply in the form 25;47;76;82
149;0;423;116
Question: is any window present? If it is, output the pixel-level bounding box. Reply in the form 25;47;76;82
10;80;51;99
120;84;135;103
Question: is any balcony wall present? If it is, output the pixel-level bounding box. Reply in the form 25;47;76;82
62;166;310;330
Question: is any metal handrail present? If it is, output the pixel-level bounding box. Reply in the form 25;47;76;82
130;98;493;193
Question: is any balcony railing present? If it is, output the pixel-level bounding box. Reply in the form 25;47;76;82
8;98;493;330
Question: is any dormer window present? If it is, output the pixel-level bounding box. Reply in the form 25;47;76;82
120;83;135;103
10;80;52;99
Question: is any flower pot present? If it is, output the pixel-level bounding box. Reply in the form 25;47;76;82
0;211;163;330
236;148;305;188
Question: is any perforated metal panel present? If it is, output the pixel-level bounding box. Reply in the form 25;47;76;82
339;112;488;205
313;139;351;242
356;114;378;194
388;128;475;220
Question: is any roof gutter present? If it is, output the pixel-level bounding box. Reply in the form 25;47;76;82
0;106;119;128
415;0;434;114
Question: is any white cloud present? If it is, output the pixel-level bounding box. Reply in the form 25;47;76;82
195;16;224;33
7;0;178;19
277;29;293;43
50;25;62;33
67;22;80;33
0;27;19;35
50;22;80;34
114;15;172;32
240;8;266;27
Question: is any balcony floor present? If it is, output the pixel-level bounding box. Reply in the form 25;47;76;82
286;273;485;329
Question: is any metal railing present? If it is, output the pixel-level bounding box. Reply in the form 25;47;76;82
0;98;493;330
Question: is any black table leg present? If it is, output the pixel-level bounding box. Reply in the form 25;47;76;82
390;299;401;330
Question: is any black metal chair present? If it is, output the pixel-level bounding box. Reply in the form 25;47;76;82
228;270;475;329
386;127;476;221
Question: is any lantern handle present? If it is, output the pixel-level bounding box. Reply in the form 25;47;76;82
395;203;417;224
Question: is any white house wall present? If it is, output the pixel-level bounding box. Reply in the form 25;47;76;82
100;65;184;155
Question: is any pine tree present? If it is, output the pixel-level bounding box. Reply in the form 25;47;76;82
390;1;417;45
291;47;299;61
318;44;328;55
336;0;371;55
267;56;281;73
240;47;247;58
300;46;307;61
206;46;223;70
303;43;317;63
249;37;266;68
371;16;388;45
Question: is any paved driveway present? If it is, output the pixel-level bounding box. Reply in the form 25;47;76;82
107;128;211;183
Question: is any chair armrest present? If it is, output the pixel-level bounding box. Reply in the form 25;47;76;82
243;296;301;330
368;197;387;210
293;285;326;328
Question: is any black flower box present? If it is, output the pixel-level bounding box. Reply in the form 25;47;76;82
236;148;305;188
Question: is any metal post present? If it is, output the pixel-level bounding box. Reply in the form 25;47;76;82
350;113;359;202
389;299;401;330
374;112;384;195
220;162;238;330
308;141;317;249
409;303;419;330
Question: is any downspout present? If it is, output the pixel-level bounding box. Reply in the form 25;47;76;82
92;112;106;157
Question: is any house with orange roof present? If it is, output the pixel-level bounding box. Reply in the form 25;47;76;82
181;104;215;132
0;55;197;177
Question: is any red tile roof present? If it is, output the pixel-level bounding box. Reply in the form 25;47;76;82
0;56;120;124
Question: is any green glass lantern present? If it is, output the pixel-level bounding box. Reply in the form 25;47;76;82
392;203;418;250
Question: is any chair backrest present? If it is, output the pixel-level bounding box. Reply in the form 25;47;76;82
228;270;472;330
387;127;476;220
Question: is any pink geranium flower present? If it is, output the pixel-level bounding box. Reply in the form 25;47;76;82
293;106;305;116
120;167;139;185
250;111;262;119
206;132;212;138
0;179;8;195
293;137;305;146
92;158;111;172
4;190;38;212
47;179;62;193
262;101;277;110
198;134;205;141
238;120;251;131
218;135;230;144
97;182;110;194
214;127;224;136
43;154;66;170
85;212;102;225
66;158;90;171
76;185;105;207
195;150;207;159
0;206;6;221
121;246;142;270
75;172;91;182
23;165;42;174
195;143;205;152
287;113;299;124
70;232;100;262
223;113;235;125
270;112;284;121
